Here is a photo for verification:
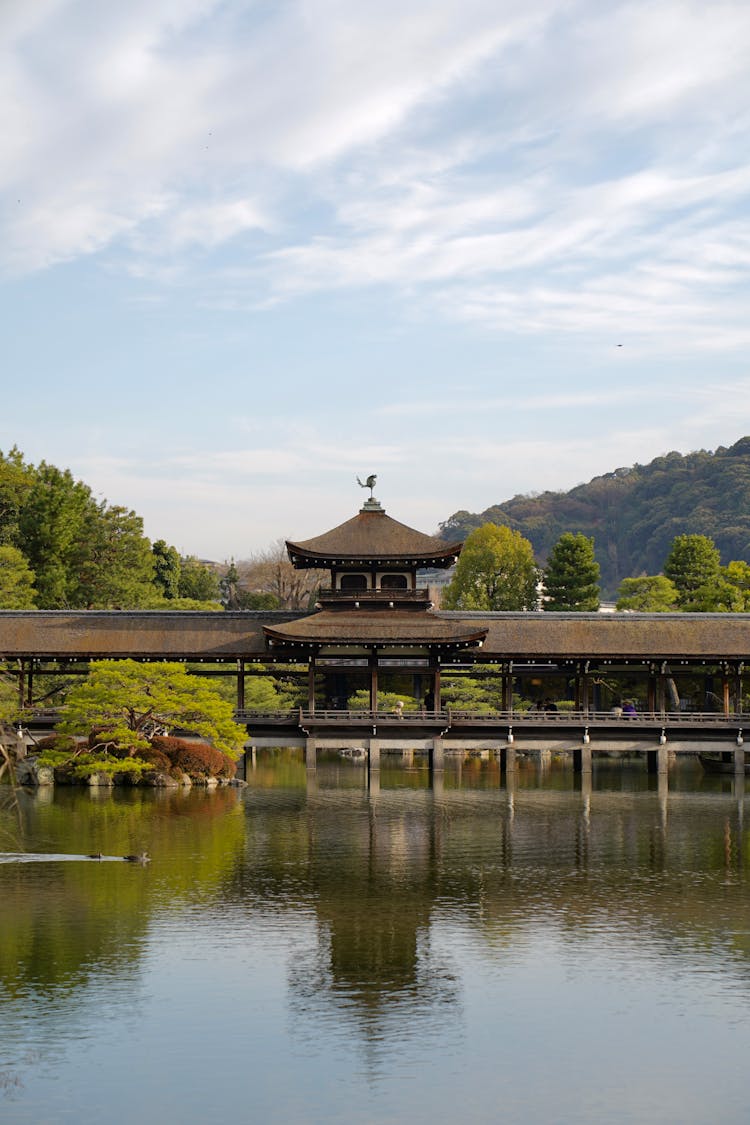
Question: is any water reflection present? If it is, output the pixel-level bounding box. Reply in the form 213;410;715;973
1;755;749;1123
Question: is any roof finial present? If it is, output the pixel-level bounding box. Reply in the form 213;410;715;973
356;474;382;511
357;473;377;498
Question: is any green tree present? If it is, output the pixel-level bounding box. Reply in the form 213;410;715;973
0;446;35;547
152;539;181;599
663;534;721;607
543;533;600;611
442;523;538;610
682;579;744;612
71;504;156;608
237;591;280;610
56;660;246;758
17;462;94;606
179;556;220;602
615;575;678;612
711;560;750;611
0;545;36;608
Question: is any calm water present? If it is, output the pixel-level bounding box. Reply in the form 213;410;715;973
1;753;749;1124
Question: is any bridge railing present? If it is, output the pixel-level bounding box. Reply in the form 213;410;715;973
239;708;747;727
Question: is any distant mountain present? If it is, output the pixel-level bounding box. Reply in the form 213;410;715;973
439;437;750;598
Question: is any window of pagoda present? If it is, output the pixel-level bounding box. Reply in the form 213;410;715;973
379;573;408;590
339;573;368;591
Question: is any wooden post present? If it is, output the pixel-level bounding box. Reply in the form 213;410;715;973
308;657;316;714
723;673;731;717
503;663;514;713
433;658;442;711
369;650;378;713
647;674;656;715
26;659;33;707
236;659;245;711
17;659;25;711
657;673;667;717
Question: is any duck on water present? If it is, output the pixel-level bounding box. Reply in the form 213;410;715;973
86;852;150;863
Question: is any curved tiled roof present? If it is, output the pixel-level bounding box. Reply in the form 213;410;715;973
264;610;487;648
287;509;462;565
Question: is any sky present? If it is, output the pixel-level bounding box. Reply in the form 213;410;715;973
2;0;750;562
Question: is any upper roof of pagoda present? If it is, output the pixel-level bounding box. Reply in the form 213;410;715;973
286;503;463;569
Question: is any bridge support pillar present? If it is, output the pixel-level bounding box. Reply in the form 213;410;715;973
305;737;317;770
368;738;381;771
735;745;746;775
431;737;444;772
646;746;669;774
501;745;516;773
573;745;592;774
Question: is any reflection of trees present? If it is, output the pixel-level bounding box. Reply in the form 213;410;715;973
0;787;246;998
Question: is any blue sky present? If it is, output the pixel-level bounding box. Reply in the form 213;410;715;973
3;0;750;560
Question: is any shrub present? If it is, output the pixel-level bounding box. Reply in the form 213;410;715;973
151;735;236;779
136;746;176;776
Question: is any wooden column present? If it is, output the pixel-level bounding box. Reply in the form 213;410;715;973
503;663;514;713
723;673;731;717
581;673;590;717
236;659;245;711
657;673;667;717
734;664;744;715
17;659;25;710
26;659;33;707
369;649;378;713
308;656;316;713
434;664;442;711
647;674;656;715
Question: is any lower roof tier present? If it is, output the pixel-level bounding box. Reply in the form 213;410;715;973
263;610;487;649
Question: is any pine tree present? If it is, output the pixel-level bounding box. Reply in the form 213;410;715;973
663;534;721;607
543;533;600;611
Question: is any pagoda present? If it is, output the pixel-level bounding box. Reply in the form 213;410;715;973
263;480;488;711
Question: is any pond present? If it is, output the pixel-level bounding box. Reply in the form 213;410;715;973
1;752;749;1124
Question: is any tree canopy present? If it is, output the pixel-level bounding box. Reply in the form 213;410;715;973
442;523;538;610
0;545;36;608
0;448;228;610
543;533;600;611
615;575;678;612
663;534;721;608
56;660;247;758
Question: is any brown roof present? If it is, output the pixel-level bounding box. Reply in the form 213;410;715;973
440;612;750;660
287;508;462;566
264;611;487;648
0;610;749;662
0;611;295;659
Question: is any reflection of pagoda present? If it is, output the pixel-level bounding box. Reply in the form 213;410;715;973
263;483;488;713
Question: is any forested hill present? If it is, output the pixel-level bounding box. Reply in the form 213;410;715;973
439;437;750;597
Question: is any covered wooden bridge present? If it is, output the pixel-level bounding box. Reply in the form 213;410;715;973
1;491;749;772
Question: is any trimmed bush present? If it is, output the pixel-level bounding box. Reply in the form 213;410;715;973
151;735;236;780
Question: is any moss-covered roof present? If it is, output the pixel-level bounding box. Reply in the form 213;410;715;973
287;508;462;567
